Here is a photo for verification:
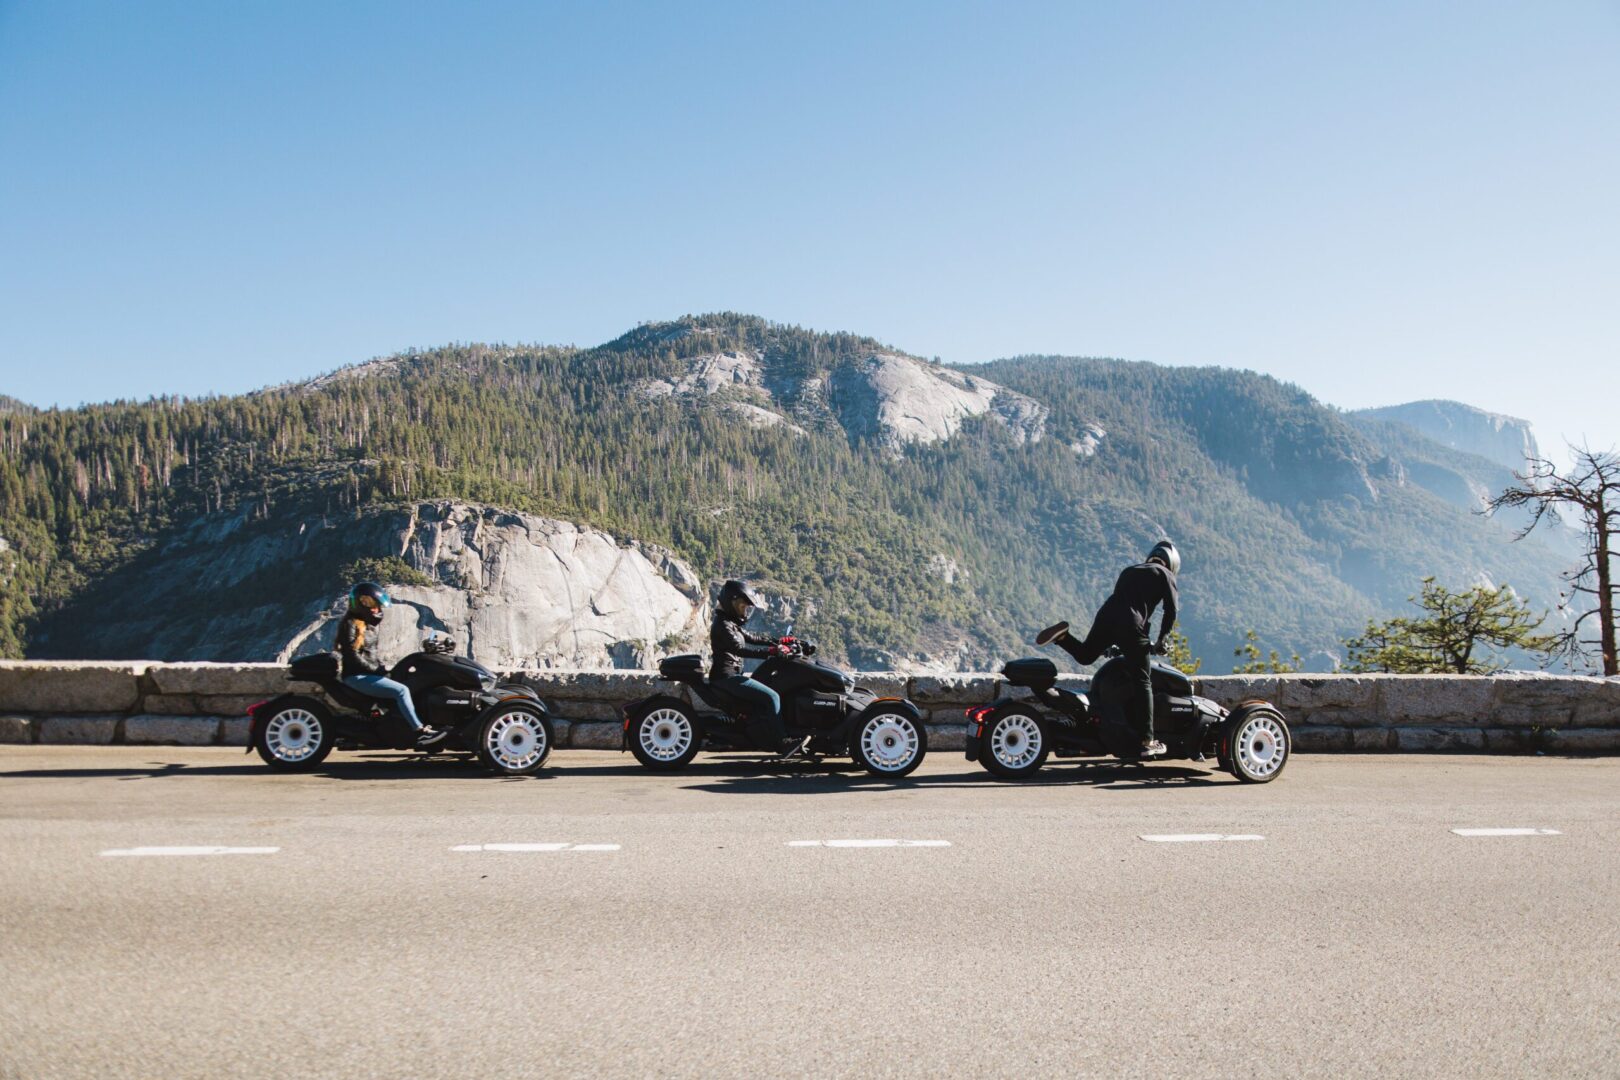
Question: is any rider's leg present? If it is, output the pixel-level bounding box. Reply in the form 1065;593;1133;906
719;676;787;750
341;674;423;730
1056;615;1111;666
1120;637;1163;755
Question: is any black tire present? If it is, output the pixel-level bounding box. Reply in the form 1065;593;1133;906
1224;705;1290;783
629;700;702;771
849;709;927;778
254;699;336;772
977;708;1050;779
474;703;553;776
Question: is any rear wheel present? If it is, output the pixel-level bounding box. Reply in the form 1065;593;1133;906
850;710;927;778
476;704;553;776
630;702;701;770
978;709;1049;779
255;701;335;772
1225;706;1290;783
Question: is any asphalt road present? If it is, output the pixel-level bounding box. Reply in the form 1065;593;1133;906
1;747;1616;1080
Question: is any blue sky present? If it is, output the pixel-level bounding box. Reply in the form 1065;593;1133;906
1;0;1615;458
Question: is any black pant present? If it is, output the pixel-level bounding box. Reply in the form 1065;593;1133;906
1058;617;1155;743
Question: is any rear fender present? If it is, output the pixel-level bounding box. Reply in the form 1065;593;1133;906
244;694;324;754
965;696;1042;758
849;698;925;744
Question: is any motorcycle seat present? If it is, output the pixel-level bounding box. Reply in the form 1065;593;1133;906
693;680;754;717
328;681;390;712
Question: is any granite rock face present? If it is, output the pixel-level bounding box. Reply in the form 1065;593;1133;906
827;353;1049;448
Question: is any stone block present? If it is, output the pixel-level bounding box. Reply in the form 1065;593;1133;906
1293;706;1383;729
1543;728;1620;754
1390;726;1486;751
549;700;625;722
1480;728;1535;754
124;715;220;746
851;673;909;700
1350;727;1396;751
0;662;147;713
1196;676;1278;709
139;695;203;716
548;719;573;747
513;671;663;702
146;663;284;696
908;675;999;707
36;715;121;745
569;721;624;750
1569;679;1620;727
1275;675;1377;711
1053;675;1091;696
0;715;33;744
220;718;252;747
1378;676;1495;724
1291;726;1352;752
926;724;966;752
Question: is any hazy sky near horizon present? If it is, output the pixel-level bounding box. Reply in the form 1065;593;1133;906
1;1;1615;457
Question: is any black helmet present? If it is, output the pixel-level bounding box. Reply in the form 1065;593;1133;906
718;579;763;620
1147;539;1180;575
347;581;392;626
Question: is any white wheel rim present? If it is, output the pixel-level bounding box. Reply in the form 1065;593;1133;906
485;710;547;771
264;708;322;763
640;708;693;762
990;713;1042;770
1235;714;1286;778
860;713;920;772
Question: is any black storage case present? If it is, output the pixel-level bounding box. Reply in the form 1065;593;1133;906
659;654;707;681
1002;657;1058;691
289;652;339;681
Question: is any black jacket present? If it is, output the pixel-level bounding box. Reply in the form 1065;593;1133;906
709;613;775;680
1096;560;1178;641
336;616;386;678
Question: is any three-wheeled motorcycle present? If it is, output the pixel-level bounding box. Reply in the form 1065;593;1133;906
622;636;930;777
246;635;555;776
965;645;1290;783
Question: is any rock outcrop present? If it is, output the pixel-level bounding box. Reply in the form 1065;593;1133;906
827;353;1048;448
1357;401;1540;475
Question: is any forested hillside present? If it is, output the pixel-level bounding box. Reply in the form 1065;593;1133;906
0;314;1573;668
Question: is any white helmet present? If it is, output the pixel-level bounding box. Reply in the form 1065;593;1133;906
1147;539;1180;575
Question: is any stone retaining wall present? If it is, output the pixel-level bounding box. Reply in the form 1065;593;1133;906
0;661;1617;753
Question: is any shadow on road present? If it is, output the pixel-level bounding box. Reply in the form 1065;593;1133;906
671;757;1238;793
0;754;550;783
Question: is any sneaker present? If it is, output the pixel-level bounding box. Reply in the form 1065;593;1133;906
1139;740;1167;758
415;727;451;749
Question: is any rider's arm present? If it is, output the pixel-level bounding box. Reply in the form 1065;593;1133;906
336;618;384;675
1157;569;1179;643
719;621;776;660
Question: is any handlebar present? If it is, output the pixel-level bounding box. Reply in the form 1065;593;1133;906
777;636;817;658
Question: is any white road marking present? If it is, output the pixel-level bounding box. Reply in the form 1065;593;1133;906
1140;834;1265;843
1451;828;1562;837
787;839;952;848
100;846;280;857
450;843;620;852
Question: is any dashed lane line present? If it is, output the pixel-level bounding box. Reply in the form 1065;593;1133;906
100;846;280;857
1140;834;1265;843
450;843;621;852
787;839;952;848
1450;828;1562;837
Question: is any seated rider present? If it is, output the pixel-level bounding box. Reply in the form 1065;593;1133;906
336;582;448;749
1039;539;1180;759
709;579;808;758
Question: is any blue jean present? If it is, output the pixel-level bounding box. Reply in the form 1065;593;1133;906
342;674;422;730
717;675;786;750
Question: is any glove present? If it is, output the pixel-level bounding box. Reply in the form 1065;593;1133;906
1151;638;1168;656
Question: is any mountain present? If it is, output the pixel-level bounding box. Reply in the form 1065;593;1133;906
0;314;1578;670
1354;400;1539;475
0;395;37;415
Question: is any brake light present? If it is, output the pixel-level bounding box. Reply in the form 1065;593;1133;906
966;706;992;724
245;700;269;717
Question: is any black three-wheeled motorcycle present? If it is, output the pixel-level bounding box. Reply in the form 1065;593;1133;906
247;636;555;776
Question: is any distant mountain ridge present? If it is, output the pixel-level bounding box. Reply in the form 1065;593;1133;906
1354;400;1539;476
0;314;1576;670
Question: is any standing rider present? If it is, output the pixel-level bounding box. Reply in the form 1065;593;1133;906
1039;539;1180;759
709;579;807;758
336;582;448;749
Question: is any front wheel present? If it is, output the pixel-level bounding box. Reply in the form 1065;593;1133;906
1224;706;1290;783
978;709;1049;779
476;704;553;776
850;710;927;778
255;700;335;772
629;702;701;770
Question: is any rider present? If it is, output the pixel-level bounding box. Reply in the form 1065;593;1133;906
709;579;807;758
1040;539;1180;759
336;582;447;749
